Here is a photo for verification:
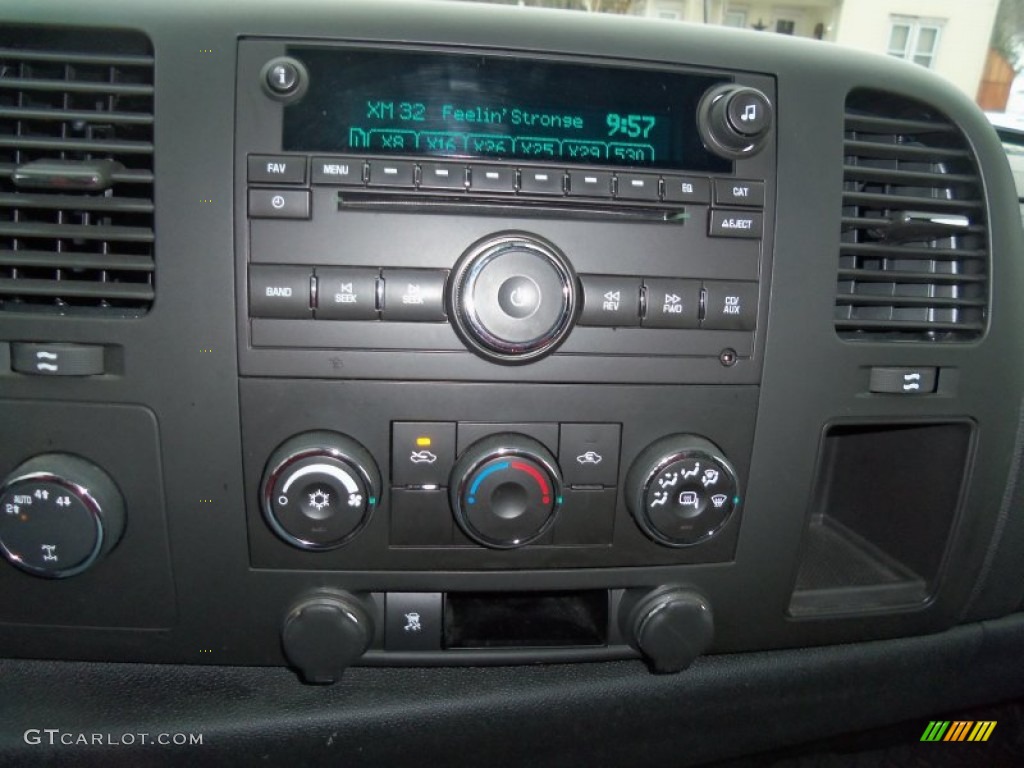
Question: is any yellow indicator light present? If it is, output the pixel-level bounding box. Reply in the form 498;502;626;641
416;437;432;447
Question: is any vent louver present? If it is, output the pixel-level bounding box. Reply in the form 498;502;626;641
0;27;154;316
837;89;988;341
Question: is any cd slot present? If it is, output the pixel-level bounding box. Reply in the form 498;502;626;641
336;191;693;224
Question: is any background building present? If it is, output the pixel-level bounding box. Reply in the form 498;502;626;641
628;0;1000;100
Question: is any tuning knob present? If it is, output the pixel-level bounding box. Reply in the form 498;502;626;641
450;433;563;548
625;435;739;547
448;232;579;364
281;590;376;684
698;84;773;158
619;587;714;673
261;432;380;550
0;454;125;579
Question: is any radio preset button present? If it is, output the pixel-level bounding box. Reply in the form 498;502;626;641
249;265;312;319
714;179;765;208
709;209;763;238
311;156;364;185
519;167;565;196
579;274;641;327
615;173;660;201
567;170;612;198
703;281;757;331
368;161;415;188
248;189;310;219
419;163;467;190
642;278;700;329
468;165;516;193
662;176;710;204
247;155;307;184
381;269;447;322
315;267;379;320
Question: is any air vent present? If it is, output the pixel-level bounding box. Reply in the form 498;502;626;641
0;27;154;316
837;89;988;341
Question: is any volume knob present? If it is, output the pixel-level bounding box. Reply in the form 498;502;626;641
448;232;578;364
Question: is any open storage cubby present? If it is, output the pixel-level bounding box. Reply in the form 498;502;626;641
789;421;974;617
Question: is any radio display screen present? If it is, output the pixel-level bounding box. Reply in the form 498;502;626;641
282;48;731;172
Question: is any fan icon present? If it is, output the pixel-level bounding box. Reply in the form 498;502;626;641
308;488;331;512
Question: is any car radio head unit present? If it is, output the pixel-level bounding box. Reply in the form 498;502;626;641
281;48;734;172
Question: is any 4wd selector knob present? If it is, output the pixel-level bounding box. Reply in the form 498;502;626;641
261;432;380;550
450;434;563;548
626;435;739;547
0;454;125;578
448;233;578;364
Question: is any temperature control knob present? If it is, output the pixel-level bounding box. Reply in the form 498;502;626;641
448;233;579;364
625;435;739;547
261;432;380;550
450;434;563;548
698;85;773;158
0;454;125;579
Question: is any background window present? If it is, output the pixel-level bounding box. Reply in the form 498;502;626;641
724;10;747;28
887;18;942;69
776;19;795;35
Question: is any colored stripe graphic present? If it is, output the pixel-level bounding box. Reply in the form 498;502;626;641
944;721;972;741
921;721;949;741
968;721;997;742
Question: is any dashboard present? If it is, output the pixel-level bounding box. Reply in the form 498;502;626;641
1;0;1024;764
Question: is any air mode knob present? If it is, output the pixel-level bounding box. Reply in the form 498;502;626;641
261;432;381;550
625;435;739;547
450;433;563;548
0;454;126;578
448;232;579;364
698;84;773;158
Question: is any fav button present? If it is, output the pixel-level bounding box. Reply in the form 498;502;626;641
247;155;307;184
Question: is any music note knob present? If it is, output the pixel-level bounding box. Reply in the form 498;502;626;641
697;85;773;159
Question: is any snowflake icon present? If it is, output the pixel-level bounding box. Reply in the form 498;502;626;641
308;488;331;512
